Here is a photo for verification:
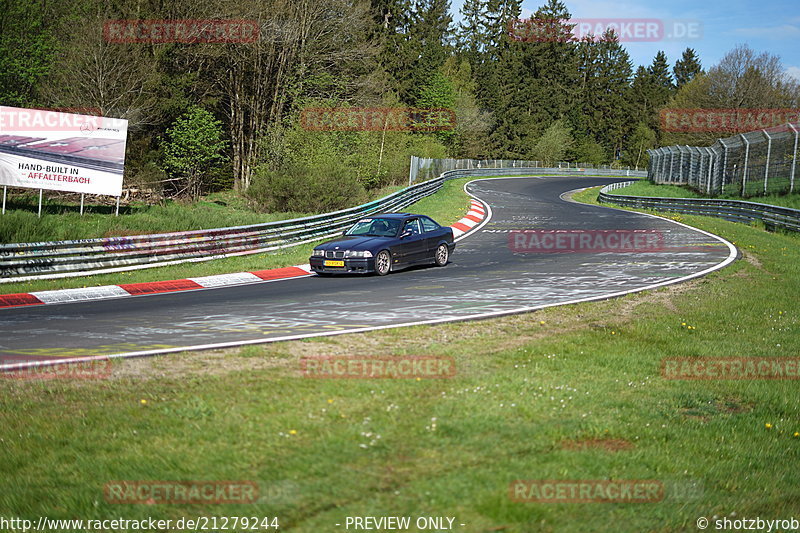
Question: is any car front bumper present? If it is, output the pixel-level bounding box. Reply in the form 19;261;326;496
309;256;374;274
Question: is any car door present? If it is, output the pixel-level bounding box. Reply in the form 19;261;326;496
419;216;444;257
393;218;427;265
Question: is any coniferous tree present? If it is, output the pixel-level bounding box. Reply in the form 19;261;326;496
648;51;675;106
378;0;453;103
526;0;579;127
413;0;454;80
456;0;491;68
576;30;633;161
673;48;703;89
485;0;578;157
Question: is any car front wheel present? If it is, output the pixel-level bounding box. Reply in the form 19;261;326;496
434;244;449;267
375;250;391;276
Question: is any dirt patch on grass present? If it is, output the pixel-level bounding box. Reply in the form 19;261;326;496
561;438;635;452
679;399;753;421
742;250;766;271
110;348;296;381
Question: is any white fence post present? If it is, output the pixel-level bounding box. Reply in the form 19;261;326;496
762;129;772;195
789;123;798;193
740;134;750;196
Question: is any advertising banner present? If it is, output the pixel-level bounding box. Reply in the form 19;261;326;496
0;106;128;197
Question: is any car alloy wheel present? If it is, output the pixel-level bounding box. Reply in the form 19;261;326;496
375;250;391;276
434;244;449;266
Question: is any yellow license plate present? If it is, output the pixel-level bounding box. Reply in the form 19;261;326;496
324;260;345;267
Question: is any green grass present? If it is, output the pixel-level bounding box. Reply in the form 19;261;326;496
612;180;800;209
0;177;477;295
1;182;799;531
0;190;316;244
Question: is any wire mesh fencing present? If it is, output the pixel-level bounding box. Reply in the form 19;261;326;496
408;156;643;184
647;122;799;197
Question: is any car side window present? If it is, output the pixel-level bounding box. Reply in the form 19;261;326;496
403;219;421;235
420;217;439;233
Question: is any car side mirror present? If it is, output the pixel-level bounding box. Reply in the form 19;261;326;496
342;231;347;236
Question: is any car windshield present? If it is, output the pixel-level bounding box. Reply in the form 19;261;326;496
346;217;401;237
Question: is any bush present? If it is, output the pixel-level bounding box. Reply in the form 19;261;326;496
247;161;366;213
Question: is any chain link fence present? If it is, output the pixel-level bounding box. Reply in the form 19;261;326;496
408;156;643;184
647;122;799;197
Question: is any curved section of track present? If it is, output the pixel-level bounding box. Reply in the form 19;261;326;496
0;176;736;365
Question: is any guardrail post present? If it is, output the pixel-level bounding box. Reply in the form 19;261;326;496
763;129;772;195
719;139;730;195
740;134;750;196
706;147;715;194
668;148;675;183
700;147;708;191
652;150;658;181
789;123;798;193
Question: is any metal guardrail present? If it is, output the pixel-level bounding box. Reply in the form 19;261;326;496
599;181;800;233
0;167;646;282
409;156;644;184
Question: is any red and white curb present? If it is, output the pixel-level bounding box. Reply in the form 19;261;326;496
0;265;314;309
451;200;487;239
0;201;489;310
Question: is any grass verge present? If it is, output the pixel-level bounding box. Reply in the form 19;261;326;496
1;184;798;531
0;184;412;244
0;189;316;244
610;180;800;209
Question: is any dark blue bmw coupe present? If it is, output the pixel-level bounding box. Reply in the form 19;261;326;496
309;213;455;276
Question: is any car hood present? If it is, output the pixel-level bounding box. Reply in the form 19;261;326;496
315;235;393;251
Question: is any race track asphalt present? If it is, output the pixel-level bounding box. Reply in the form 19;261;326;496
0;176;737;364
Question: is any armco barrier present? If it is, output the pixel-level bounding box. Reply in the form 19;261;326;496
599;181;800;232
0;167;645;282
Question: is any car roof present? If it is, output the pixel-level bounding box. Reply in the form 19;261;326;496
371;213;424;220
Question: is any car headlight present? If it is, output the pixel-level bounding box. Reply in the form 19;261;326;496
312;249;325;257
344;250;373;258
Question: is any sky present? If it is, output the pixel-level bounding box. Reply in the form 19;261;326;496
449;0;800;81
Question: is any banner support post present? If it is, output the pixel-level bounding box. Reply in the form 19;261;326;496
115;196;120;216
38;189;43;218
2;186;6;215
80;194;84;216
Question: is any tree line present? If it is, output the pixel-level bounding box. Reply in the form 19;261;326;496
2;0;798;210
